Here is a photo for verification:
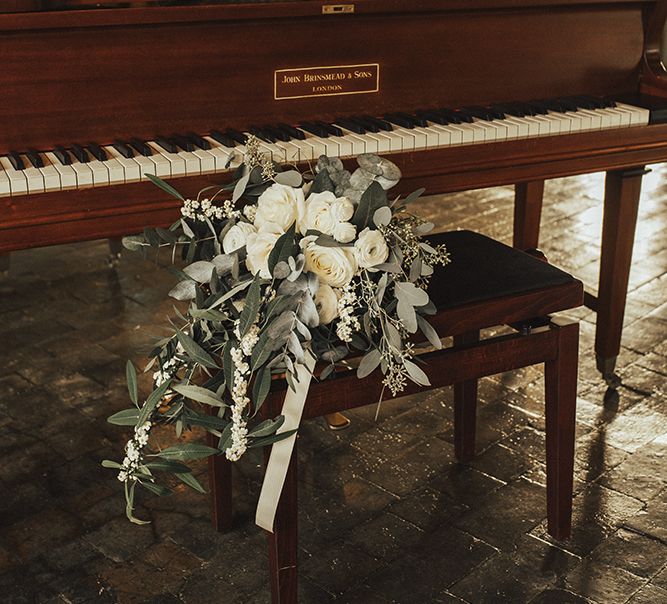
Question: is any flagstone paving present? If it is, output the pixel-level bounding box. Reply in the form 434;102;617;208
1;166;666;604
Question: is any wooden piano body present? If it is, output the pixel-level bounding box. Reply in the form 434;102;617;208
1;0;667;381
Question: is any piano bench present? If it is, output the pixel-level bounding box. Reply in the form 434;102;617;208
207;230;584;604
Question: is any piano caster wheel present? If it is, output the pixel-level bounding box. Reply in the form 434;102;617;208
324;412;351;431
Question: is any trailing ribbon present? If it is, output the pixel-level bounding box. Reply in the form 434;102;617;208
255;352;316;532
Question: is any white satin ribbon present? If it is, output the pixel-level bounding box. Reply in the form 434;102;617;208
255;352;316;532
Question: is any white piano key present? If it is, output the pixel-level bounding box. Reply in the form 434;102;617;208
285;138;315;161
147;142;186;177
608;106;633;127
503;116;530;138
202;136;236;170
0;157;28;195
69;160;94;188
453;123;482;144
470;119;499;142
616;102;650;126
36;154;62;192
337;129;369;155
426;123;454;146
389;128;418;150
190;148;217;174
601;107;623;127
44;152;78;189
102;155;126;184
575;108;604;130
328;135;354;157
274;140;302;163
568;110;593;132
177;149;202;175
86;159;110;187
104;146;142;182
0;163;11;197
19;155;45;194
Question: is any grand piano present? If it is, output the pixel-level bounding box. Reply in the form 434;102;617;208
2;0;667;392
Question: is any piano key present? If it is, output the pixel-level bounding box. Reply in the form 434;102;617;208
189;147;216;174
87;143;108;161
335;118;365;135
8;151;25;171
186;132;211;150
359;130;393;153
273;140;302;162
25;149;44;169
263;125;291;143
337;128;372;154
104;145;142;182
112;141;134;158
0;163;10;197
53;146;72;165
209;130;237;148
71;144;90;163
248;126;276;143
35;153;62;191
296;130;330;157
203;136;236;169
128;149;162;178
277;123;306;140
616;102;650;125
44;151;78;189
0;156;28;195
362;115;393;131
384;113;415;129
129;138;153;157
68;157;94;187
225;129;247;145
18;154;45;194
300;122;329;137
147;141;187;177
155;136;178;154
351;116;380;133
424;122;454;146
171;134;195;152
86;158;111;187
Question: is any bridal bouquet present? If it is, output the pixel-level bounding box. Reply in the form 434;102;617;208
104;137;450;523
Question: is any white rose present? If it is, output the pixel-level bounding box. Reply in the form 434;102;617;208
254;183;304;234
245;232;280;278
297;191;336;235
222;222;257;254
332;221;356;243
313;282;338;325
355;228;389;268
302;236;358;287
330;197;354;222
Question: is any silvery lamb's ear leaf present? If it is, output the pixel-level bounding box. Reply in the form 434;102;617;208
274;170;303;187
183;261;215;283
403;359;430;386
417;315;442;349
397;299;418;333
123;235;146;251
169;280;197;301
373;206;392;227
357;349;381;379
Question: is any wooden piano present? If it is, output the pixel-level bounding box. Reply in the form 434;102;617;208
2;0;667;392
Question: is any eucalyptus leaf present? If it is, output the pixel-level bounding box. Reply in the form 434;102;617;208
397;299;418;333
146;173;185;201
352;181;388;229
310;168;336;194
168;280;197;301
171;383;226;407
122;235;146;251
403;187;425;204
107;408;140;426
395;281;429;307
274;170;303;187
404;359;431;386
232;169;251;202
417;315;442;349
183;261;215;283
126;360;138;405
176;331;218;368
373;206;392;227
268;223;298;273
357;349;382;379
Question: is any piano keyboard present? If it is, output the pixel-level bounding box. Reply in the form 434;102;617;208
0;97;650;198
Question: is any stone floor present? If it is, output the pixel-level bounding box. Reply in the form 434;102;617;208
1;166;666;604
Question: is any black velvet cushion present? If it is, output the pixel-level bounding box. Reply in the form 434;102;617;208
427;230;577;310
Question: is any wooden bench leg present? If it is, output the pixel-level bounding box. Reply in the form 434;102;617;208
453;330;480;462
266;442;298;604
513;180;545;250
595;167;644;391
544;318;578;540
207;431;233;532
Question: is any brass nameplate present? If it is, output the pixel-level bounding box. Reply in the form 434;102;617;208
274;63;379;100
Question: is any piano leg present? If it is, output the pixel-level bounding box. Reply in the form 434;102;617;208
0;253;9;277
513;180;545;250
595;167;646;402
108;237;123;267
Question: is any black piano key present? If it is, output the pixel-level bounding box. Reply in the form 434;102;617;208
25;149;44;169
461;106;498;121
431;109;461;124
407;113;429;127
71;144;90;163
448;109;474;123
276;123;305;140
552;98;580;112
351;116;379;133
335;117;365;134
317;121;343;137
263;125;291;142
186;132;211;150
384;113;415;128
8;151;25;170
300;122;329;137
170;134;195;152
209;130;236;148
129;138;153;156
567;96;598;110
53;146;72;165
415;109;448;125
155;136;178;154
226;129;248;145
87;142;108;161
488;103;525;118
523;101;550;115
112;141;134;158
362;115;393;131
248;126;276;143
